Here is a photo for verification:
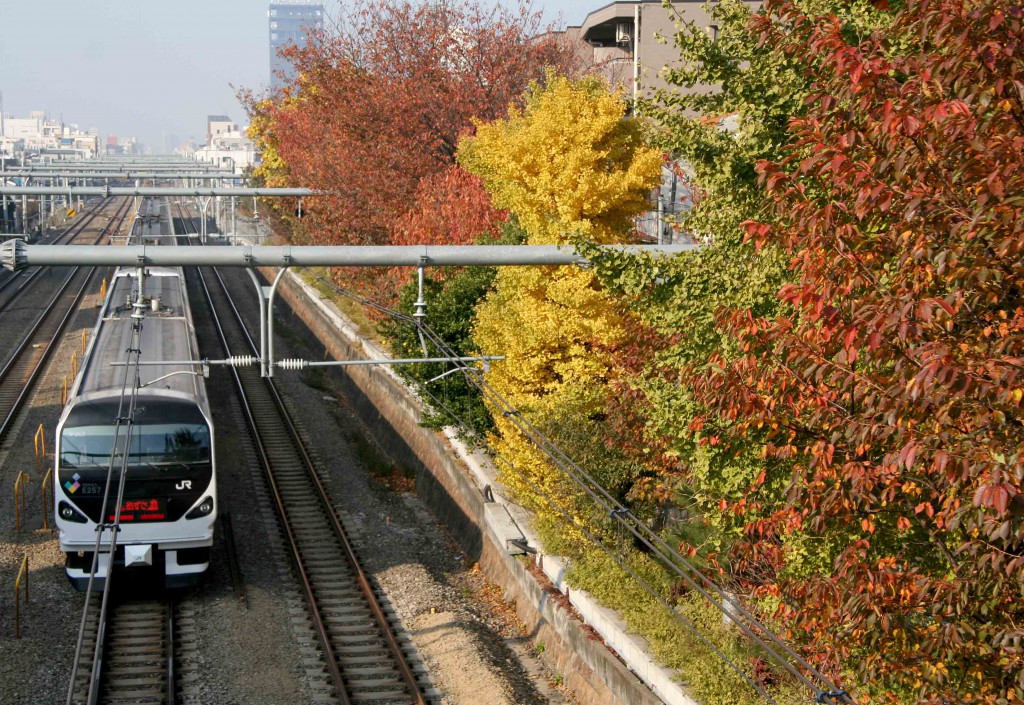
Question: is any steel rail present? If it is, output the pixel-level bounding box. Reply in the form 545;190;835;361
70;597;176;705
0;197;123;311
220;512;248;607
185;204;428;703
0;199;131;446
192;262;351;704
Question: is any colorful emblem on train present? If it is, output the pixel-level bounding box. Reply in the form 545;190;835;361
65;472;81;494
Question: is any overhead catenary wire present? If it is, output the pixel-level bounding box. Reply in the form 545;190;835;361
314;285;773;698
64;292;146;705
317;275;854;705
421;322;853;705
419;361;778;702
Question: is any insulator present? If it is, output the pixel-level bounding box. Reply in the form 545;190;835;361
276;358;308;370
226;355;257;367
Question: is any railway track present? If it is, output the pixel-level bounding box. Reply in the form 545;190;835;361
0;197;133;446
181;202;432;704
0;197;122;309
70;595;177;705
63;197;196;705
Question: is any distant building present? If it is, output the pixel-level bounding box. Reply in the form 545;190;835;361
206;115;238;146
556;1;761;243
174;139;198;160
194;126;259;175
268;1;324;90
0;110;98;158
560;0;760;99
104;135;139;156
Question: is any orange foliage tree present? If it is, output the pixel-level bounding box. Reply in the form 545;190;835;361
691;0;1024;700
243;0;573;302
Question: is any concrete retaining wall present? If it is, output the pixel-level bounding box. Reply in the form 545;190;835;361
269;269;694;705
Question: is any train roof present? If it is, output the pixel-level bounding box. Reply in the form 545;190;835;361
75;266;206;402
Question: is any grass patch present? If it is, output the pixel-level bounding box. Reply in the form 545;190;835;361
564;547;808;705
300;267;383;346
344;421;416;493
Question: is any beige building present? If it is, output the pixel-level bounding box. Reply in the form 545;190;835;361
563;0;760;98
0;111;99;158
206;115;239;147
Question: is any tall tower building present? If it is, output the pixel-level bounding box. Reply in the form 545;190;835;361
268;1;325;90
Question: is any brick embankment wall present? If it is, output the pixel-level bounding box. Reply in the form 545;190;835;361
266;269;668;705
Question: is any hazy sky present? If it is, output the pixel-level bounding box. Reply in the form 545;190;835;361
0;0;597;152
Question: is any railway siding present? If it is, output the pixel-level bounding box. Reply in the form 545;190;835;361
263;267;672;705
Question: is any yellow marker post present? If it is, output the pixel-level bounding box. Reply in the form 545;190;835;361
70;351;78;380
14;554;29;639
40;470;53;531
34;424;46;474
13;471;28;531
100;278;107;300
81;329;87;355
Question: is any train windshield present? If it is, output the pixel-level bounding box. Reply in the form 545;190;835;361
61;423;211;467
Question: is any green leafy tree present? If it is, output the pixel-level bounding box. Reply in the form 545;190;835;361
587;0;896;575
594;0;1023;701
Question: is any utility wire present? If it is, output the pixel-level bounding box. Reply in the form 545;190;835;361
65;290;145;705
318;275;854;705
411;353;776;702
420;320;852;704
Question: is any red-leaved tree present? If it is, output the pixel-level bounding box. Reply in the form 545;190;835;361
694;0;1024;700
369;165;507;305
244;0;573;302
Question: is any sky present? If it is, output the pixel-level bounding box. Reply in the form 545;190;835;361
0;0;598;152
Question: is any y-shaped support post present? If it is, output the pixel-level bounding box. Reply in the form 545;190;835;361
266;266;290;378
244;265;291;377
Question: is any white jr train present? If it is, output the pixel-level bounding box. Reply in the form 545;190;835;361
55;205;216;590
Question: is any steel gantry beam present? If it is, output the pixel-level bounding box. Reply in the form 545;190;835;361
6;164;229;170
2;241;697;377
1;243;695;270
0;172;245;180
0;186;312;197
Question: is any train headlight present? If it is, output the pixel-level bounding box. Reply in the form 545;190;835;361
58;501;88;523
185;496;214;519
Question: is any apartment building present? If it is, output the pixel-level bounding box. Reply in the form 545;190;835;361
269;1;325;90
563;0;760;98
0;111;99;157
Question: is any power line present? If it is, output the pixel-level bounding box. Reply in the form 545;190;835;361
318;275;854;705
65;286;147;705
415;354;777;702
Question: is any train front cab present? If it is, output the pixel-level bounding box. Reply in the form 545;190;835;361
54;390;217;591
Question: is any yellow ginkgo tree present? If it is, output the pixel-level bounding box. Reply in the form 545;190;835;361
458;74;661;550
